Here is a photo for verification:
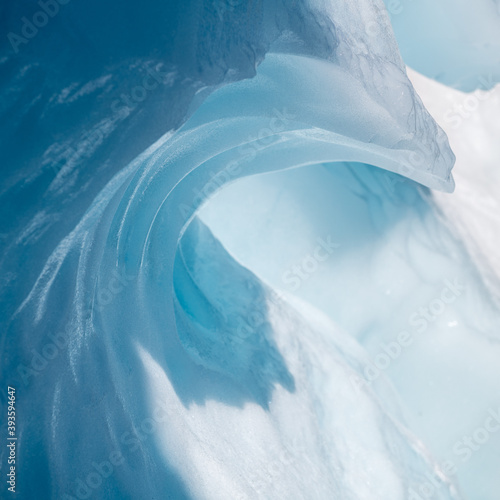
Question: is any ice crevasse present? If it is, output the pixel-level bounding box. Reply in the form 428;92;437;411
1;0;500;499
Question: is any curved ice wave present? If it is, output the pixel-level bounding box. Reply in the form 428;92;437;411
0;1;460;499
4;49;457;498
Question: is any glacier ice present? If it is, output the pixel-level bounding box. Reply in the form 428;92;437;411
0;0;499;499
